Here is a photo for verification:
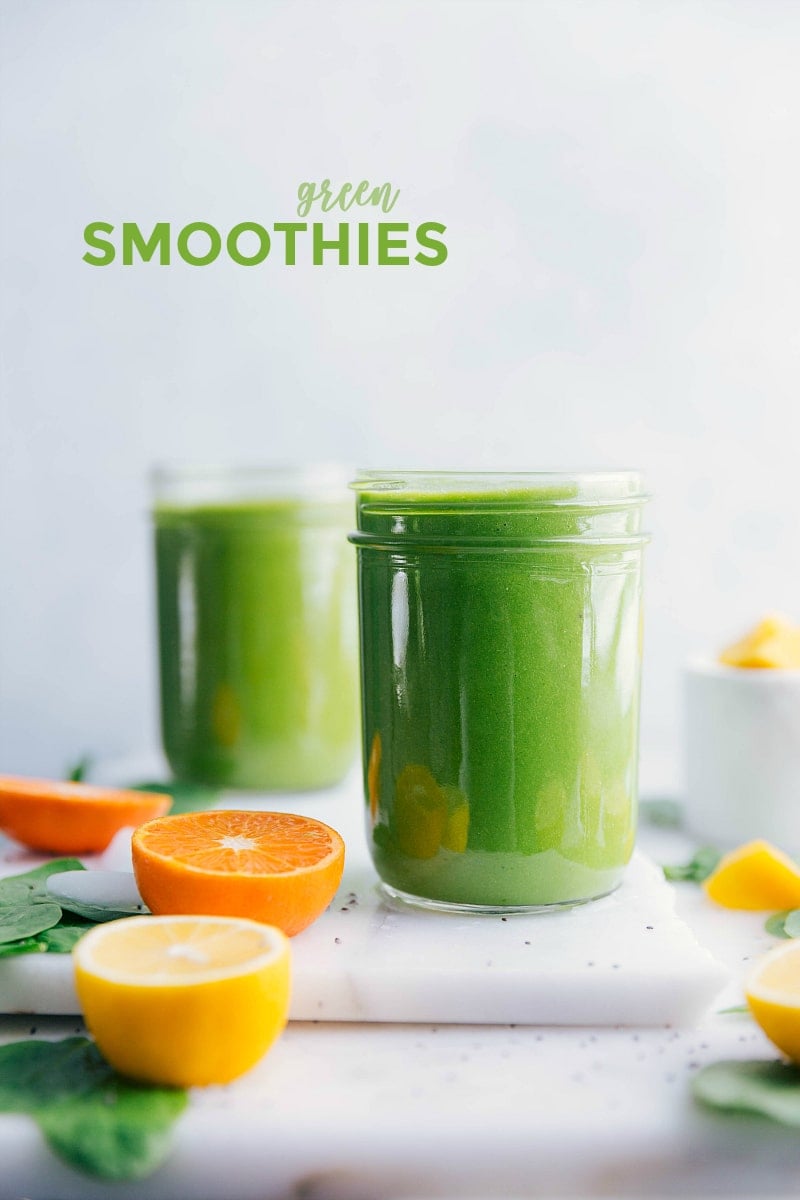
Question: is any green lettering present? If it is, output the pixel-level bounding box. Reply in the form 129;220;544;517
177;222;221;266
335;183;353;211
415;222;448;266
82;222;115;266
312;222;349;265
296;182;317;218
122;222;170;265
274;223;307;265
377;223;409;265
357;222;369;265
370;183;400;213
227;222;270;265
352;181;371;207
318;179;338;212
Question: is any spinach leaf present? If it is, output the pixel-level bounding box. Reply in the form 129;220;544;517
663;847;721;883
36;925;90;953
0;1037;187;1180
766;911;793;939
0;902;62;944
131;780;220;815
640;798;683;828
0;935;42;958
65;755;93;783
0;861;91;957
0;859;85;905
766;909;800;939
693;1059;800;1126
0;923;90;959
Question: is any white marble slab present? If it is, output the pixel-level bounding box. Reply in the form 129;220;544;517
0;779;727;1025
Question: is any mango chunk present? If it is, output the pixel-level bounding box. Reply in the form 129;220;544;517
704;840;800;911
719;614;800;669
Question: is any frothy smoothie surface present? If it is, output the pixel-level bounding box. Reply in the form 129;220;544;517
351;476;647;909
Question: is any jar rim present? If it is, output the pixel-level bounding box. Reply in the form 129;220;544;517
351;469;648;505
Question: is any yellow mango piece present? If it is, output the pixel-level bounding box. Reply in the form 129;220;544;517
704;839;800;911
720;614;800;669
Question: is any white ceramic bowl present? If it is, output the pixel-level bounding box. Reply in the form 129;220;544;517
685;659;800;852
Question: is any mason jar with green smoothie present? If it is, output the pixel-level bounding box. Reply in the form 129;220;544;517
153;465;359;791
350;471;648;911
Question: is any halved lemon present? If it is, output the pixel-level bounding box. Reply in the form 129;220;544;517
746;941;800;1064
73;915;291;1087
703;840;800;910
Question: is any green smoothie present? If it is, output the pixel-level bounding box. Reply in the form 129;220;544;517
351;473;647;909
154;490;358;791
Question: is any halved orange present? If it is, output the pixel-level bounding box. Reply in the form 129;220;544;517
131;810;345;937
0;776;171;854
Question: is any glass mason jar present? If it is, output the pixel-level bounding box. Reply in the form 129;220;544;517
349;471;649;911
152;465;359;791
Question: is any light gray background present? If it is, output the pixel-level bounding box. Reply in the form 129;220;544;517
1;0;799;787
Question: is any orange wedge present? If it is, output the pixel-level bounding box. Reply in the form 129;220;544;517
132;810;345;936
703;839;800;911
0;776;171;854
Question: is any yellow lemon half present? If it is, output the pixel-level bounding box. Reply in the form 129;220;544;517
703;840;800;911
73;914;291;1087
746;941;800;1064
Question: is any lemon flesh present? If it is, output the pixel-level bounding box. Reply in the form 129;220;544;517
746;942;800;1064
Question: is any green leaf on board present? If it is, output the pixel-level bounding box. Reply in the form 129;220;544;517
766;911;793;939
784;911;800;938
0;860;90;956
639;798;684;828
663;847;722;883
130;780;220;816
0;922;90;960
0;902;62;945
0;859;85;905
763;909;800;939
717;1005;751;1016
693;1059;800;1126
0;1038;187;1180
35;924;90;953
65;755;93;783
0;936;42;958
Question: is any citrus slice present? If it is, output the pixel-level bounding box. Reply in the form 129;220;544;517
703;840;800;910
0;777;171;854
131;810;345;936
73;914;290;1086
745;941;800;1064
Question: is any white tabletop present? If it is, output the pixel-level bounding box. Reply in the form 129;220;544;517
0;792;794;1200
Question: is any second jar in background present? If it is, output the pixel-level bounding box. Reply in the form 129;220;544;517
153;466;359;791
